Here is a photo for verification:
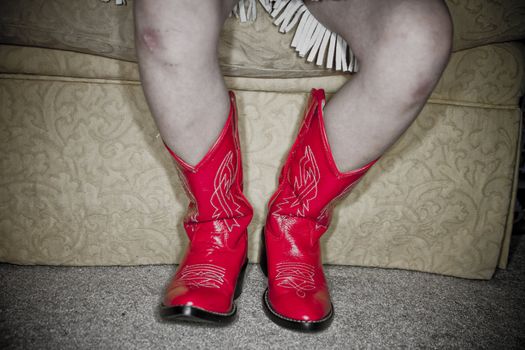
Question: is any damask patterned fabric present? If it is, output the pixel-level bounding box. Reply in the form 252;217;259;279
1;43;523;107
1;0;524;279
0;0;525;77
0;42;523;279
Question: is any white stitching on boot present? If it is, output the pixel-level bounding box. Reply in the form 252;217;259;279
211;151;242;232
174;264;226;289
275;262;316;297
273;145;320;217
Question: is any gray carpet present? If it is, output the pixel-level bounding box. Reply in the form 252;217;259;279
1;236;524;350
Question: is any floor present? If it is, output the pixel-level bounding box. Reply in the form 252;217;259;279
1;236;524;349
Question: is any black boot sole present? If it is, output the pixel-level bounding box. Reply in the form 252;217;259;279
159;259;248;325
259;229;334;332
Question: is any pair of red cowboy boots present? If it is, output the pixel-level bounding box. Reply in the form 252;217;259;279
159;89;377;331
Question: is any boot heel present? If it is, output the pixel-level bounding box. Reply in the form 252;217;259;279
259;229;268;277
233;259;249;300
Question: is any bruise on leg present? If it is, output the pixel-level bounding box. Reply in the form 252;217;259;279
140;27;163;53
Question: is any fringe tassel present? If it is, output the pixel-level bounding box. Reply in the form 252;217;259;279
267;0;357;72
234;0;357;72
232;0;265;22
102;0;356;72
100;0;126;5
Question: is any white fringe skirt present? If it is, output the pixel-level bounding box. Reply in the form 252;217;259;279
102;0;358;73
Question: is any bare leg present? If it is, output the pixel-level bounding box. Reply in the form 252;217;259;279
305;0;453;171
134;0;237;166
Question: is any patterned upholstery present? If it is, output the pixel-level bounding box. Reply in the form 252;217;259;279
0;0;524;279
1;0;525;76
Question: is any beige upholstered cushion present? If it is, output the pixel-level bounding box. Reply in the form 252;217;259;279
1;42;523;106
0;42;523;279
1;0;525;77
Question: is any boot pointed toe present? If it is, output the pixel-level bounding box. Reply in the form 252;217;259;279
268;288;332;322
263;288;333;332
164;286;233;315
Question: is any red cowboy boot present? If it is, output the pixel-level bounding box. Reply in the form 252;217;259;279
159;91;253;324
260;88;378;331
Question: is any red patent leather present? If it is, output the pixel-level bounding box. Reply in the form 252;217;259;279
264;88;378;323
162;91;253;314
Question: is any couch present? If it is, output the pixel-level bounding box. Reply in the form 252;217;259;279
0;0;524;279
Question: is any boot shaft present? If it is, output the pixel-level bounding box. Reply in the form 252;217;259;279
267;89;377;240
164;91;253;243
